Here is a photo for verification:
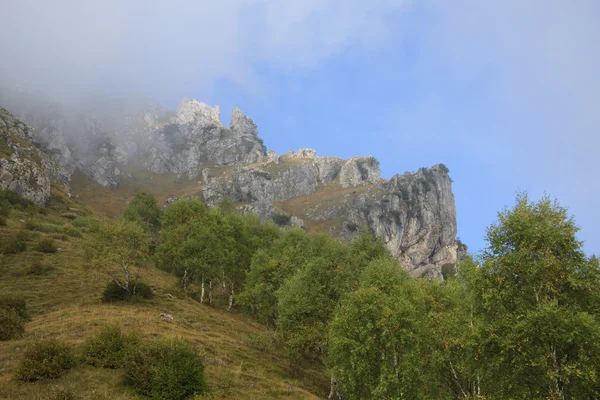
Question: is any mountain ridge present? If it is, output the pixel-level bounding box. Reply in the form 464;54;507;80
0;90;464;278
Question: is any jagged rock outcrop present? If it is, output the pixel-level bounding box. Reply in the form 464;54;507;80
345;164;458;279
121;100;267;179
339;156;381;188
0;87;121;188
0;107;55;206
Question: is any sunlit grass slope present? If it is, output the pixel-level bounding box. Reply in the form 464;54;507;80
0;189;328;400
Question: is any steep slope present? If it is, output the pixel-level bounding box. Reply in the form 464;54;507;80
0;190;327;399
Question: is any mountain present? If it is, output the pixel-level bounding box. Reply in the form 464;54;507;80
0;90;465;278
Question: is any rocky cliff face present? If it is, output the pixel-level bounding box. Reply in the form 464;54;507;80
114;99;267;179
0;107;70;206
0;87;121;189
0;90;463;278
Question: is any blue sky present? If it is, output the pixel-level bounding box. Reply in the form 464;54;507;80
1;0;599;256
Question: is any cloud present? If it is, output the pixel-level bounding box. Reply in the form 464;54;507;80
0;0;409;99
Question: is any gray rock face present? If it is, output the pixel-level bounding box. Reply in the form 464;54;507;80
339;156;381;188
0;88;121;188
203;163;319;206
123;100;267;179
0;108;51;206
345;164;459;278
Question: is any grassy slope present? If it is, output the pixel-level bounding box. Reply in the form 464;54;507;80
0;189;328;399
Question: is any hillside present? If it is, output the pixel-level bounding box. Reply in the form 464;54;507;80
0;188;328;399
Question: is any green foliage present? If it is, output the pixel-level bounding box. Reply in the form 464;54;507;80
86;219;151;295
124;338;206;400
123;192;162;234
466;193;600;398
102;281;153;302
83;324;140;368
25;221;63;233
0;215;6;226
328;258;428;399
0;308;25;340
272;213;291;227
0;292;28;319
16;338;75;381
0;189;36;210
26;260;52;276
36;237;57;253
71;216;100;232
1;231;27;254
62;224;82;238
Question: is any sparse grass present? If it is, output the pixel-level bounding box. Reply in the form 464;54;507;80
0;190;328;399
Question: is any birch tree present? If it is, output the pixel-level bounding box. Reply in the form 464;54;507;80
87;220;150;296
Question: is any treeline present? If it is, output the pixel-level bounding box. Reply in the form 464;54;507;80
94;192;600;399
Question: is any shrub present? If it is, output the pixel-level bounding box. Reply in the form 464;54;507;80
63;225;82;238
102;281;131;302
71;216;100;231
36;238;58;253
124;338;206;400
132;281;154;299
0;292;27;318
0;309;25;340
1;232;27;254
25;221;63;233
15;338;75;381
26;260;52;276
102;281;154;303
272;213;291;227
0;216;6;226
83;325;140;368
60;213;78;220
0;189;35;209
0;198;10;217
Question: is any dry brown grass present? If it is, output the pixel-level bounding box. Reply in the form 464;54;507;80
0;193;328;400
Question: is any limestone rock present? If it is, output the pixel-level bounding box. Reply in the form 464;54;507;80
313;156;344;185
339;156;381;188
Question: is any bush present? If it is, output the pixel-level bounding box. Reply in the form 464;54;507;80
1;232;27;254
124;338;206;400
83;324;140;368
0;189;35;210
102;281;131;302
36;238;58;253
71;216;100;232
0;216;6;226
0;292;27;319
0;309;25;340
0;198;10;217
16;338;75;381
102;281;154;303
25;221;63;233
132;281;154;299
26;260;52;276
63;225;82;238
272;213;291;227
60;213;78;220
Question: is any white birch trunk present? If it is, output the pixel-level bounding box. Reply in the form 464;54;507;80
228;282;234;311
208;280;213;305
200;275;205;304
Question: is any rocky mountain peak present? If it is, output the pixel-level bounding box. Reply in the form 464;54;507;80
175;98;221;127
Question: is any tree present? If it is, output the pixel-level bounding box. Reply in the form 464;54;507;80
87;220;151;296
328;258;426;399
469;193;600;398
122;192;162;236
